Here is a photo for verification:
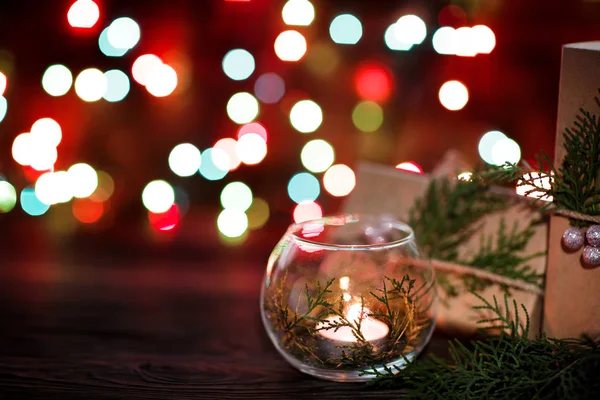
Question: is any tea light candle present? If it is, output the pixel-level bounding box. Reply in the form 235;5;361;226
316;304;389;359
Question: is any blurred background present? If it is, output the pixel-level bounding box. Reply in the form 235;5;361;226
0;0;598;262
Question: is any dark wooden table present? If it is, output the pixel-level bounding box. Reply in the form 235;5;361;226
0;243;452;399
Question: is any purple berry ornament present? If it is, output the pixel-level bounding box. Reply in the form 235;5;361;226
562;227;585;251
586;225;600;247
582;245;600;266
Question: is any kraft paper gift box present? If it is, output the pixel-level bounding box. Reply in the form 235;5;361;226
343;161;548;337
543;42;600;339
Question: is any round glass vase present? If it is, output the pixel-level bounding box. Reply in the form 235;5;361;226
260;214;438;382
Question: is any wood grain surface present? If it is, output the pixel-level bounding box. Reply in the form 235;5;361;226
0;254;453;399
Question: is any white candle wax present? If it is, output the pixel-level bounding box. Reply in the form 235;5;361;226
316;304;389;347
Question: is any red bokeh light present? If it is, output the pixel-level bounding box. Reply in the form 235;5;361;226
73;198;104;224
237;122;268;142
396;161;424;174
148;204;181;232
354;63;393;103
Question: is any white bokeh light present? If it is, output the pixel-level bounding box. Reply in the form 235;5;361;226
35;171;73;205
478;130;507;165
142;180;175;213
103;69;130;102
491;138;521;166
282;0;315;26
274;30;307;62
235;133;267;165
472;25;496;54
107;17;141;50
12;133;33;166
394;15;427;45
227;92;259;124
132;54;163;85
217;208;249;238
75;68;107;102
301;139;335;173
67;0;100;29
290;100;323;133
432;27;457;55
168;143;201;177
384;23;412;51
329;14;362;45
42;65;73;96
145;64;178;97
30;145;58;171
68;163;98;198
30;118;62;147
438;80;469;111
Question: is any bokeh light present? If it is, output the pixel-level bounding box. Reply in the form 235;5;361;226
290;100;322;133
214;138;241;170
227;92;259;124
72;198;104;224
491;138;521;166
93;171;114;202
478;130;507;165
329;14;362;45
142;180;175;213
35;171;73;205
31;118;62;148
98;27;128;57
323;164;356;197
68;163;98;198
235;133;267;165
145;64;178;97
472;25;496;54
221;181;253;212
455;27;477;57
42;65;73;96
516;172;553;202
354;63;392;103
169;143;201;177
293;201;323;223
132;54;163;85
0;181;17;213
149;204;180;232
352;101;384;132
254;73;285;104
21;187;50;216
217;208;248;238
107;17;141;50
12;133;33;166
103;69;130;102
305;42;340;77
67;0;100;29
438;80;469;111
0;97;6;123
396;161;424;174
199;148;229;181
222;49;255;81
288;172;320;203
432;27;457;55
301;139;335;173
282;0;315;26
75;68;107;102
247;198;269;229
0;72;6;96
458;171;473;181
384;23;413;51
394;15;427;45
274;30;307;62
30;145;58;172
237;122;268;142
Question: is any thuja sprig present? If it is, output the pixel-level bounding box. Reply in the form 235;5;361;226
363;294;600;400
462;219;545;293
484;90;600;226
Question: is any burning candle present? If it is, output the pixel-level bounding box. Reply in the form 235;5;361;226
316;303;389;359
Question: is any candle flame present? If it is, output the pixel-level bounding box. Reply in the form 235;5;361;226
346;303;371;323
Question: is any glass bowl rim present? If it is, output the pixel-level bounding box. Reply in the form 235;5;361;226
287;213;416;251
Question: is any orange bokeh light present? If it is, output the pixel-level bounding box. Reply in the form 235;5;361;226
73;198;104;224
